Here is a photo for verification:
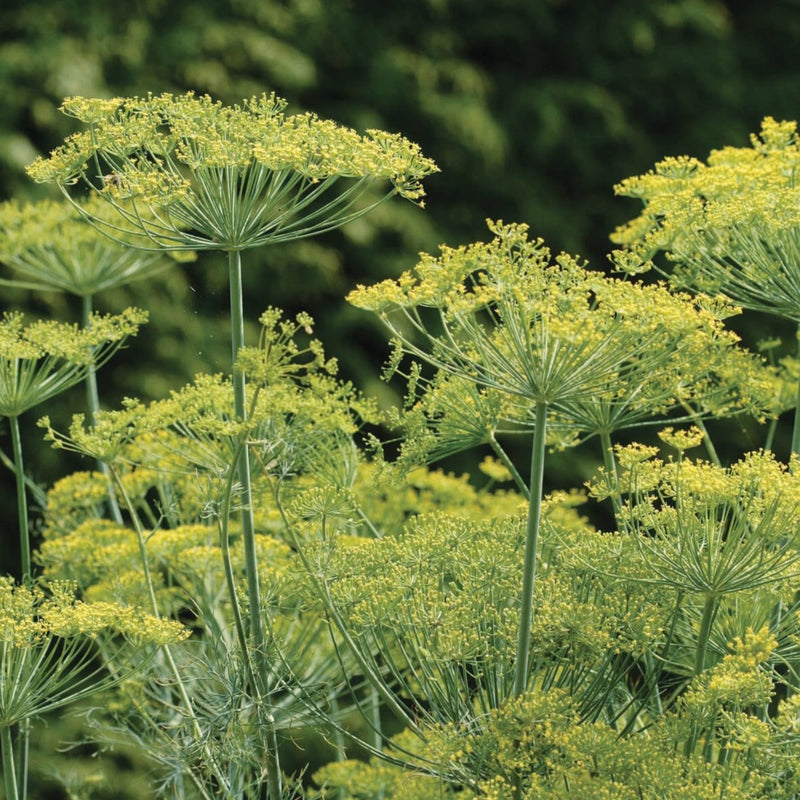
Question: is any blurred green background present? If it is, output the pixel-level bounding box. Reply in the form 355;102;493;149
2;0;800;568
0;0;797;570
3;1;800;796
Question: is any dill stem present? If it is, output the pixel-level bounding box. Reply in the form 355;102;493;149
82;294;124;524
9;416;29;583
1;724;19;800
792;323;800;461
228;249;283;800
513;400;548;697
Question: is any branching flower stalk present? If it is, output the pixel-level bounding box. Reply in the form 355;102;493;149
0;195;183;523
0;309;146;580
349;220;761;698
105;464;238;799
0;576;187;800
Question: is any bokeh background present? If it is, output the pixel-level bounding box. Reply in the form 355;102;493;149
2;3;800;791
2;0;800;564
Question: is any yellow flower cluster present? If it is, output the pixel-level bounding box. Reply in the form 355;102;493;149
0;576;187;647
0;195;188;295
26;92;438;251
352;221;773;464
612;117;800;320
0;307;147;417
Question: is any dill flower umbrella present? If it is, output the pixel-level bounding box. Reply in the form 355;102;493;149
348;219;761;697
0;308;146;582
0;195;185;522
26;97;438;767
0;576;187;800
612;117;800;455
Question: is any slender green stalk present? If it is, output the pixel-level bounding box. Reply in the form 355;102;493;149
513;401;548;697
792;323;800;461
488;431;530;500
599;430;622;528
8;418;32;800
217;441;258;694
16;720;28;800
227;250;264;649
9;415;30;582
227;249;282;800
2;725;19;800
371;688;385;800
111;468;237;800
678;400;721;467
683;593;720;758
693;594;718;678
82;294;124;524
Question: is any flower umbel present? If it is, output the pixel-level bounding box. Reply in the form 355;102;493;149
27;92;439;252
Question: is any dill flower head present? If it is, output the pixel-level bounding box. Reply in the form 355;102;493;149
349;220;764;451
0;575;186;726
0;195;189;296
0;306;147;417
612;117;800;320
27;92;439;252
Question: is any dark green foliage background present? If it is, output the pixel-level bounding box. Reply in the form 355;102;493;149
2;4;800;792
2;0;799;559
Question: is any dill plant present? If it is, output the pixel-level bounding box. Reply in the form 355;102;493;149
28;91;437;799
0;195;187;522
0;307;146;580
15;100;800;800
348;219;770;694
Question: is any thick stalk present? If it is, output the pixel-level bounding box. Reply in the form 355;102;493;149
8;418;31;798
513;401;548;697
9;416;30;583
228;250;264;648
227;249;282;800
2;725;19;800
792;324;800;461
599;430;622;528
683;593;720;758
693;594;718;678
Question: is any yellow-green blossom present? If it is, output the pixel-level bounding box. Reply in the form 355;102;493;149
27;92;438;251
612;117;800;320
0;195;189;296
0;307;146;418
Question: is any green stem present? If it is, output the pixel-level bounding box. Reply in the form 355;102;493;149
599;430;622;528
9;416;30;582
217;442;258;693
111;468;236;799
513;400;548;697
16;720;29;800
678;401;721;467
228;250;264;649
694;594;718;678
82;294;124;524
792;324;800;461
7;415;31;797
2;725;19;800
488;432;530;500
227;249;282;800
